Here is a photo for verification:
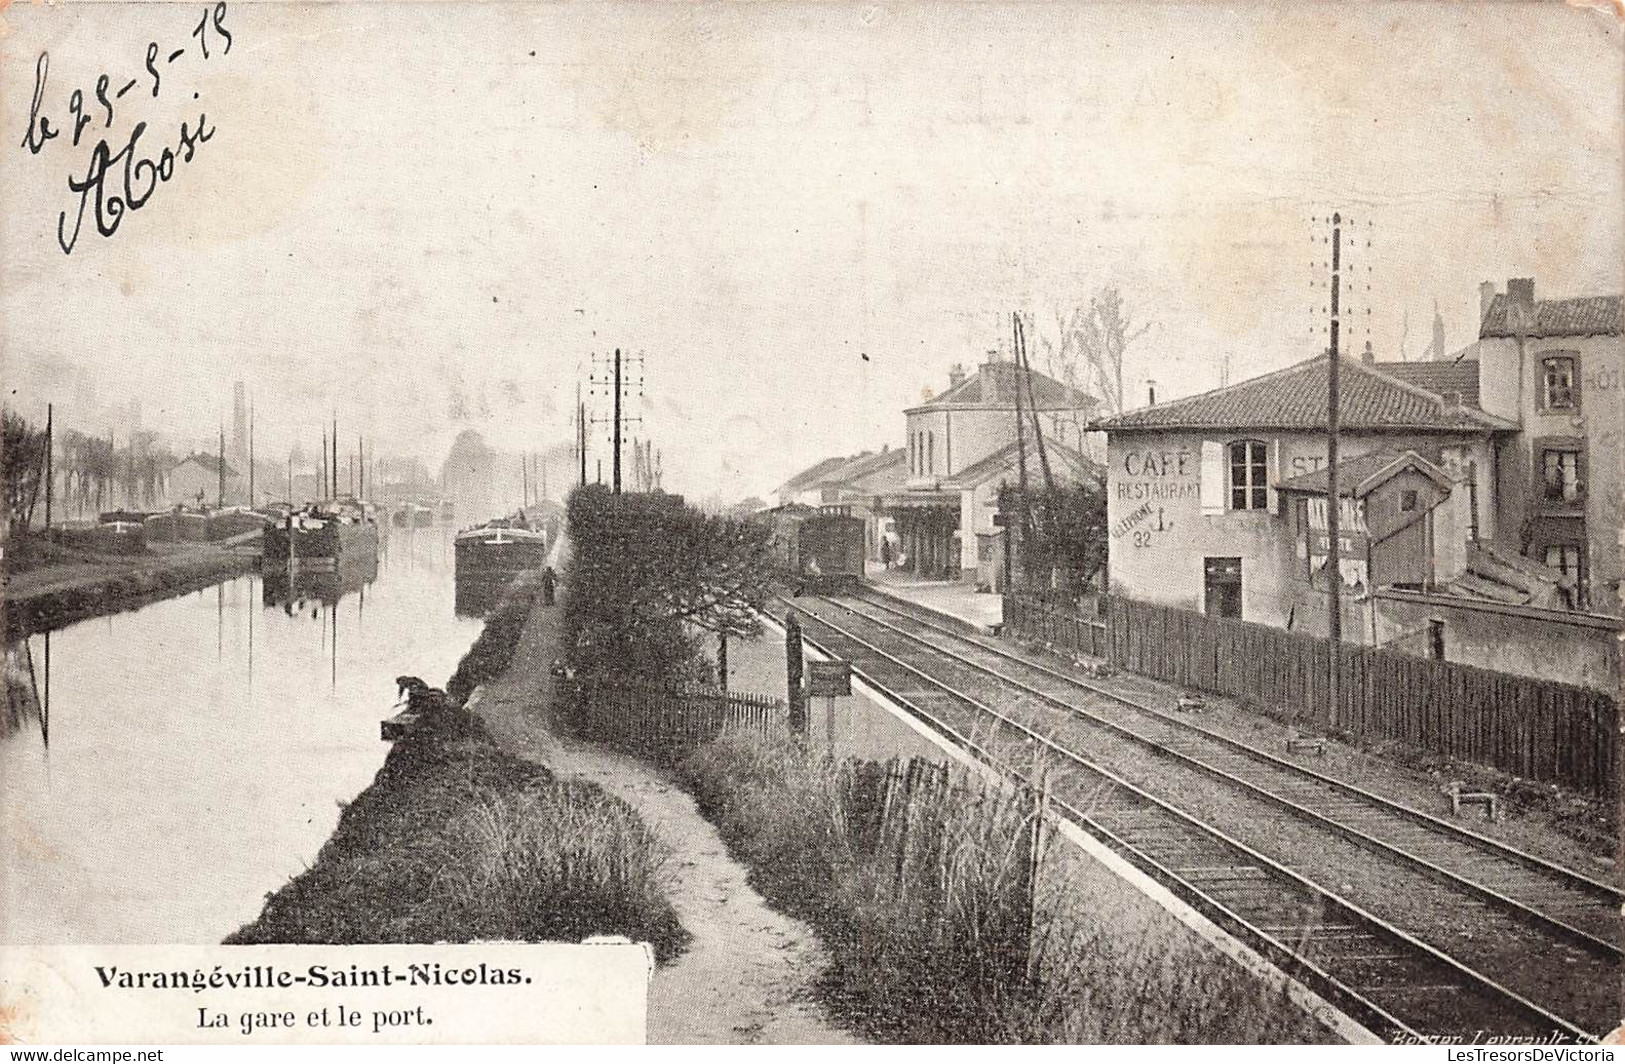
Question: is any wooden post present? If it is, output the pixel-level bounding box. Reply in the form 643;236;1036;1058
718;632;729;693
785;610;806;734
43;403;53;542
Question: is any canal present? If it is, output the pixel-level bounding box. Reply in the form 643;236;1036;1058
1;526;484;945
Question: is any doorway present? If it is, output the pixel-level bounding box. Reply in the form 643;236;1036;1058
1204;557;1242;619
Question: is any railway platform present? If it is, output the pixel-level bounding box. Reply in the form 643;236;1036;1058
864;566;1003;632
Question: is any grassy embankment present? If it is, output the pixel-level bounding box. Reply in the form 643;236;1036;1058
227;577;688;960
2;537;256;638
678;730;1337;1044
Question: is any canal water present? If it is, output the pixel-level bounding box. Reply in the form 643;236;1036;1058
0;526;484;945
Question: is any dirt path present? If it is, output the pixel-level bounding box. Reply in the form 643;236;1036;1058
474;596;860;1045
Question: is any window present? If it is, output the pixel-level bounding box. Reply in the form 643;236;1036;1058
1541;355;1578;411
1399;490;1419;513
1542;448;1582;504
927;432;935;475
1228;440;1267;511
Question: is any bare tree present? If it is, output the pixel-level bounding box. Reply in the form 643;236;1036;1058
1038;286;1151;419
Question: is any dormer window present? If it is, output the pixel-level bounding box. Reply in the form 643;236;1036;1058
1540;355;1579;412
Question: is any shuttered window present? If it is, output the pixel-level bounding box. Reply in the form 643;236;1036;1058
1228;440;1268;511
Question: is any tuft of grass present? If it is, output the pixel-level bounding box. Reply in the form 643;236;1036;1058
678;729;1336;1044
228;717;689;961
228;575;689;960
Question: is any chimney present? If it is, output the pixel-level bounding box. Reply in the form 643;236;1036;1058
1478;281;1497;325
948;363;967;389
1147;379;1157;406
1361;340;1375;365
1506;277;1536;332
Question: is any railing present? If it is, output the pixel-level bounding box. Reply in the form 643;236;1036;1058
567;678;785;761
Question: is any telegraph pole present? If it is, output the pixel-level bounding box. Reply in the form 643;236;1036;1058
331;417;338;502
589;349;645;496
613;350;622;493
217;426;226;509
1326;212;1344;727
577;381;586;488
248;403;256;508
44;403;53;541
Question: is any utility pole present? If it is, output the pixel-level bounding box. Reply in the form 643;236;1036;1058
331;417;338;502
217;426;226;509
613;350;622;493
577;381;587;488
44;403;53;541
589;349;646;496
1326;212;1345;727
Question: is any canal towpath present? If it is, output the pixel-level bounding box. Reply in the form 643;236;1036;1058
4;540;258;638
471;588;861;1045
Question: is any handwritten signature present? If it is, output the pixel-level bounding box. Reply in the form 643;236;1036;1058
19;3;233;255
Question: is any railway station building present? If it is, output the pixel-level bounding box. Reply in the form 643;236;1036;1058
883;356;1099;581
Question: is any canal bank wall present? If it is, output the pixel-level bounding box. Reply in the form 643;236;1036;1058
3;544;258;639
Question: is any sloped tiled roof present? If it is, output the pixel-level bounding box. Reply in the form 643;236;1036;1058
1479;294;1622;339
775;455;854;496
944;437;1102;490
1277;449;1452;497
1373;360;1480;408
1093;355;1518;435
907;361;1095;414
174;452;240;478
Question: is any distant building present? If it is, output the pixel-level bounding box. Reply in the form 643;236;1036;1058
883;357;1100;580
1469;279;1622;616
163;453;242;508
440;429;497;523
773;447;908;560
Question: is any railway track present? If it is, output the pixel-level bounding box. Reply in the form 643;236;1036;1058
768;591;1612;1044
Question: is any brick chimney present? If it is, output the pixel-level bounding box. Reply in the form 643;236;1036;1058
1479;281;1497;325
1506;278;1536;332
948;363;967;389
1361;340;1375;364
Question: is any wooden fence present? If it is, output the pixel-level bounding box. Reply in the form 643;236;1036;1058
567;679;785;761
1005;592;1618;799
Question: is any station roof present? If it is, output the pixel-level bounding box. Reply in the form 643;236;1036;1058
1093;354;1518;435
906;360;1095;415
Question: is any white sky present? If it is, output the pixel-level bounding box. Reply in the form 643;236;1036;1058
3;1;1620;501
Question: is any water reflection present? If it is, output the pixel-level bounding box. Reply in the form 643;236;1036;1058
1;525;481;945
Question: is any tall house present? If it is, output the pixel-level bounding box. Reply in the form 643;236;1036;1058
1473;279;1623;615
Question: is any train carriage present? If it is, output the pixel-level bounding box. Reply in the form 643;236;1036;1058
758;505;865;592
